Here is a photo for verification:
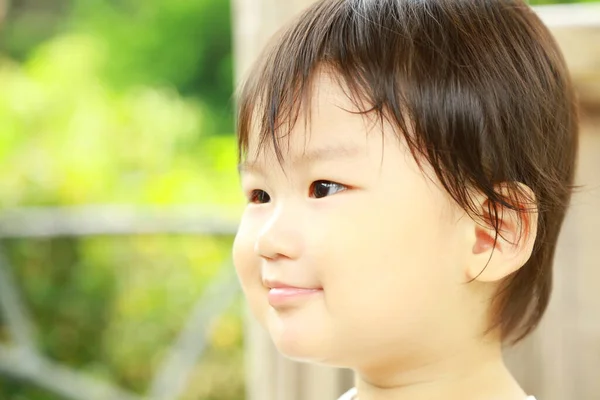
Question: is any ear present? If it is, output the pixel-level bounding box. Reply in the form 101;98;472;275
465;183;538;283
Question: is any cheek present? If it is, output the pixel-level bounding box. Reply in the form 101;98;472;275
321;184;463;337
232;225;253;277
232;221;265;319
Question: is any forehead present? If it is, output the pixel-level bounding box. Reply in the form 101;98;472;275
245;72;379;163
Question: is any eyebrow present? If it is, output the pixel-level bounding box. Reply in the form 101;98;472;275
237;144;363;174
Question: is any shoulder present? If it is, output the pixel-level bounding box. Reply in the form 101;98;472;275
337;388;357;400
337;389;536;400
337;390;536;400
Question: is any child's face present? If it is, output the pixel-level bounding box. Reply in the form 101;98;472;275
233;74;488;369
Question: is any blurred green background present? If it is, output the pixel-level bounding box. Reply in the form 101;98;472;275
0;0;241;399
0;0;596;399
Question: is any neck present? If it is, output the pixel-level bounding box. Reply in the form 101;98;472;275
354;340;526;400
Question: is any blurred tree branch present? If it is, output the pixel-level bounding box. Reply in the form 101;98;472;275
0;251;37;352
0;248;144;400
0;207;241;399
0;345;144;400
149;265;240;400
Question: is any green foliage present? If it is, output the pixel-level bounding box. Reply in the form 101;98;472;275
3;234;245;399
69;0;234;134
1;0;235;133
0;1;245;399
0;1;71;62
0;33;240;208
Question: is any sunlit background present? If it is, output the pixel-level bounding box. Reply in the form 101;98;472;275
0;0;598;399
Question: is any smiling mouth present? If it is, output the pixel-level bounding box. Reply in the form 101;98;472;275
267;287;323;307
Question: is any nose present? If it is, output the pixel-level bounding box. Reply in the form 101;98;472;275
254;205;303;261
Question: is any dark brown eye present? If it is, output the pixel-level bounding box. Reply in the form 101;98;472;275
310;181;347;199
249;190;270;204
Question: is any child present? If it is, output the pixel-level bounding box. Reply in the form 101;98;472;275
232;0;578;399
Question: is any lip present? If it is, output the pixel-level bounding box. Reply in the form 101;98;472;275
267;287;323;307
264;280;323;307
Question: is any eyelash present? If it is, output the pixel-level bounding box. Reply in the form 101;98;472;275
248;180;348;204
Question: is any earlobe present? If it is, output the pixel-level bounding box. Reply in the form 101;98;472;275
466;183;538;283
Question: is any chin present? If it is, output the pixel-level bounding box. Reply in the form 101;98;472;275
264;307;338;364
273;337;339;366
273;338;321;362
275;341;351;368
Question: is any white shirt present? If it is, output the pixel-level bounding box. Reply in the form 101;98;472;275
337;388;537;400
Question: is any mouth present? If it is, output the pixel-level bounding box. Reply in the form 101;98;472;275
267;287;323;307
264;280;323;308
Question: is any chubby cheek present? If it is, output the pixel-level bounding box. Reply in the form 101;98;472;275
322;190;460;344
232;223;266;324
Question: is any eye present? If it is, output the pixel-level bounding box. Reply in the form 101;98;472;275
249;189;271;204
310;181;348;199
